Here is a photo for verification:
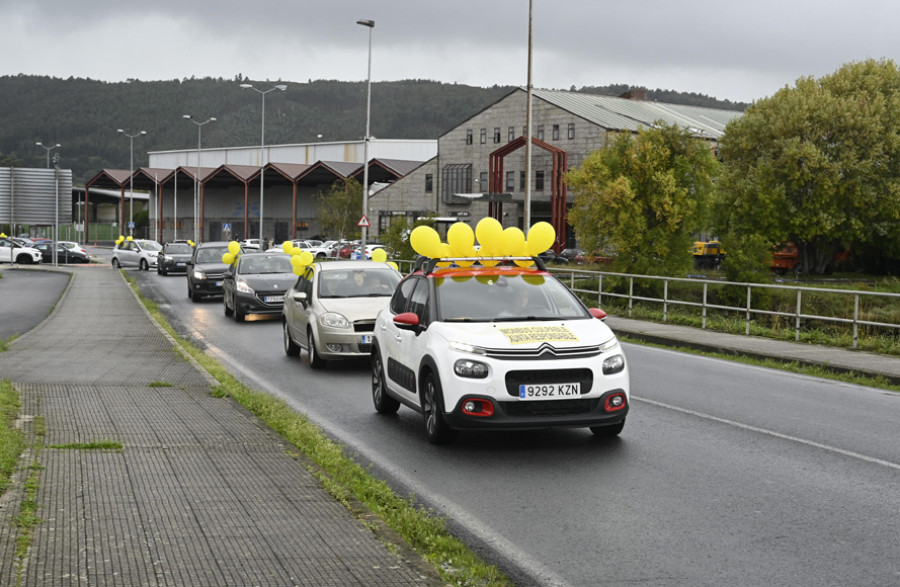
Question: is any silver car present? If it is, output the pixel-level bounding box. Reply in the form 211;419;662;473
282;261;402;369
111;239;162;270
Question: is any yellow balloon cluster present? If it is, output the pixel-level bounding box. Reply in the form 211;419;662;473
274;241;316;275
187;240;195;247
0;233;7;238
221;240;241;265
410;218;556;268
114;235;130;246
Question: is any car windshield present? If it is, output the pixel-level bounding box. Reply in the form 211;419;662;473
165;244;193;254
195;247;228;263
318;268;401;298
434;272;590;322
239;255;294;274
136;241;163;252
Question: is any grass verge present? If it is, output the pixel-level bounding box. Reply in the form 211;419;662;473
0;380;24;493
126;278;513;586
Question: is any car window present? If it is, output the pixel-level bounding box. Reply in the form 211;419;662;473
408;278;430;324
195;247;228;264
165;244;193;254
390;276;418;314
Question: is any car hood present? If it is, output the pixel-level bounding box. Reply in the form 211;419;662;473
432;318;618;349
319;296;393;321
164;253;192;261
242;273;297;291
194;262;230;274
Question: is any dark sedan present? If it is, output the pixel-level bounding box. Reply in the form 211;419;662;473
223;252;297;322
34;242;90;264
157;242;194;275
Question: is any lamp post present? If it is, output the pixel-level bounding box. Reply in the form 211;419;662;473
117;129;146;237
35;142;61;169
357;18;374;252
183;115;216;243
240;83;286;243
524;0;534;231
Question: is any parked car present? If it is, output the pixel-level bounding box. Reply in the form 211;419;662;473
34;242;90;264
59;241;89;256
371;256;630;444
111;239;162;271
538;249;568;264
157;242;195;275
223;251;296;322
282;261;402;369
187;241;239;302
239;238;262;250
0;237;42;264
350;244;386;260
306;240;339;259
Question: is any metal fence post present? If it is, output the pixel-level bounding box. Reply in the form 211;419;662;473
853;293;859;349
702;282;708;330
746;285;752;336
795;289;802;342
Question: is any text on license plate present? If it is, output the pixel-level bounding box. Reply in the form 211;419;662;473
264;295;284;303
360;334;373;344
519;382;581;400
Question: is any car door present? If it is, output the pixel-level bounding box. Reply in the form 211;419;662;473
380;276;429;401
0;239;13;262
120;242;137;267
284;267;313;347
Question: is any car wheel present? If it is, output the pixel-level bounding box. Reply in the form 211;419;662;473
590;420;625;437
283;320;300;357
307;328;326;369
139;258;149;271
372;349;400;414
111;257;120;269
234;303;245;322
224;296;234;317
159;267;167;276
421;371;456;444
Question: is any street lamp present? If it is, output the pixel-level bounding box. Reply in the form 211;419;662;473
183;115;216;243
357;18;374;252
240;83;287;243
117;129;147;236
35;141;60;169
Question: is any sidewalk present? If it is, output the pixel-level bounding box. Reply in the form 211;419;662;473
0;266;441;586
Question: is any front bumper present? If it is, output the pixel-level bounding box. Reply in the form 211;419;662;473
234;291;285;316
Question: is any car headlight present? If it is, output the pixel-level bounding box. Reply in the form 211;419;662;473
599;338;620;352
454;359;489;378
236;279;254;294
319;312;350;329
448;341;487;355
602;354;626;375
192;270;206;280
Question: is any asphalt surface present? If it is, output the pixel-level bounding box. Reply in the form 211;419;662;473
1;260;899;587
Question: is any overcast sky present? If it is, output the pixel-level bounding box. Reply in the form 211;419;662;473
2;0;897;104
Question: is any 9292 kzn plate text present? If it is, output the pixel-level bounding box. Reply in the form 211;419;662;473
519;382;581;400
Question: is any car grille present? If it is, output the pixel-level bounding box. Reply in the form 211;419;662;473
254;289;286;304
206;272;225;280
358;343;373;354
486;343;603;360
353;320;375;333
504;368;594;396
500;398;599;417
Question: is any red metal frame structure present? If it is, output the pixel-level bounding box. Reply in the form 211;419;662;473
488;136;567;250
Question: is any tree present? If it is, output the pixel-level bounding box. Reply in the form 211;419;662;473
379;215;437;259
565;123;720;276
315;178;363;240
715;59;900;276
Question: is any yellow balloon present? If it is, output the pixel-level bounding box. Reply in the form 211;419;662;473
228;241;240;255
290;254;304;267
126;236;133;241
436;243;454;267
282;240;293;251
293;265;304;276
387;261;399;271
526;222;556;256
410;226;442;258
447;222;475;256
372;248;388;263
475;217;504;251
455;245;477;267
502;227;525;256
299;251;314;266
222;252;235;265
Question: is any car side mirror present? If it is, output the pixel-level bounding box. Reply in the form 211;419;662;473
589;308;607;321
292;291;308;306
393;312;421;333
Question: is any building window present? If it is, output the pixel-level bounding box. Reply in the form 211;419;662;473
480;128;487;144
465;129;473;145
479;171;488;193
493;127;501;143
425;173;433;193
568;123;575;139
535;171;545;191
442;164;473;203
505;171;515;192
537;125;544;140
508;126;515;142
519;170;526;190
552;124;560;140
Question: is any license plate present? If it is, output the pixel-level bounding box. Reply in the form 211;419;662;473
360;334;372;344
264;295;284;303
519;382;581;400
176;262;184;267
215;281;222;287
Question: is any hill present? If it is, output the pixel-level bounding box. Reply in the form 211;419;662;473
0;75;748;185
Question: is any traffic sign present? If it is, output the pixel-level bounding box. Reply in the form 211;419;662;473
357;215;370;227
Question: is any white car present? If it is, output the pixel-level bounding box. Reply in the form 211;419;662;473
371;257;630;444
0;237;42;264
59;241;89;256
282;261;402;368
111;239;162;270
239;238;262;250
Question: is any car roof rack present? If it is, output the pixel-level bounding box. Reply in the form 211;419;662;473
418;255;548;274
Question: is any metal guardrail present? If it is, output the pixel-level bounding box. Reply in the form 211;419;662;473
549;267;900;350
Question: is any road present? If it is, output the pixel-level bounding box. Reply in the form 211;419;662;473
129;264;900;587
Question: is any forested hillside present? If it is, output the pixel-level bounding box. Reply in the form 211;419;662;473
0;75;747;185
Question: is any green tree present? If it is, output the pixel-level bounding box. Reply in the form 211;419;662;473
379;215;437;260
715;58;900;276
316;178;362;241
566;122;720;276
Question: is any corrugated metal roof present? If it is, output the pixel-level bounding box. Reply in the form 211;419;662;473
531;89;742;138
